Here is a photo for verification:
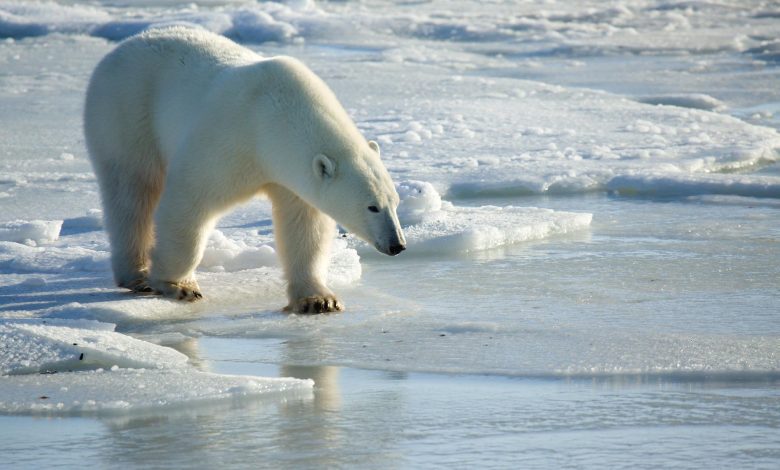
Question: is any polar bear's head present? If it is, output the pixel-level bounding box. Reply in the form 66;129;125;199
309;140;406;256
253;56;405;255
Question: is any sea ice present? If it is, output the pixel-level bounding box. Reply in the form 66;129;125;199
0;318;313;415
399;203;592;254
388;180;592;254
0;319;187;375
0;368;312;415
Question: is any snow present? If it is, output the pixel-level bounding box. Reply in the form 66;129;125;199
0;0;779;463
0;1;305;43
200;229;278;272
0;219;62;245
395;180;442;226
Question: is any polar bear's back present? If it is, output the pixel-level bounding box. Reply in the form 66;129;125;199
85;27;262;166
132;26;260;67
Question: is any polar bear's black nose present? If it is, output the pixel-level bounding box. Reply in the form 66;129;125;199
388;244;406;256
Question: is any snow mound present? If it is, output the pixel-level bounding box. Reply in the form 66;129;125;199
0;319;188;375
0;1;312;43
396;180;443;226
0;368;313;415
200;229;360;285
0;220;62;245
328;238;362;287
200;229;278;272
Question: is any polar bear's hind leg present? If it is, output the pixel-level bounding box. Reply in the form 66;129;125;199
92;151;164;292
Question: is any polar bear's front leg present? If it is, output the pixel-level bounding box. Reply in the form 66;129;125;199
266;184;343;314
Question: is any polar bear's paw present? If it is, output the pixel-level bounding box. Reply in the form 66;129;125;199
286;295;344;314
117;270;149;291
145;279;203;302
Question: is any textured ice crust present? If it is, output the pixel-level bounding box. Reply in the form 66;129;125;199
387;180;592;254
403;203;592;254
608;174;780;198
0;319;313;415
0;319;187;375
0;1;306;43
0;368;313;415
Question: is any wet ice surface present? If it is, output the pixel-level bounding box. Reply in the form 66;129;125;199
3;366;780;469
3;194;778;467
2;0;780;467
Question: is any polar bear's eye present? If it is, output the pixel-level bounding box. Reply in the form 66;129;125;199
368;206;380;213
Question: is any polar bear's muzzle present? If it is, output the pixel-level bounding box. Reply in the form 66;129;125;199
372;211;406;257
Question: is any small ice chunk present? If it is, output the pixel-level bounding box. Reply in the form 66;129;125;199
396;180;443;226
0;220;63;245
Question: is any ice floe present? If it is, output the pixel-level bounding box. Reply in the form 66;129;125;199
0;368;312;415
0;318;312;414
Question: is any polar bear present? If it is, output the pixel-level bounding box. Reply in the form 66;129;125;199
84;27;406;313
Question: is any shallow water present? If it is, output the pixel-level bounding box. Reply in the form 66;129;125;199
3;363;780;469
4;194;778;468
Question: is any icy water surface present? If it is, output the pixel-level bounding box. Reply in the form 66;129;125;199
3;194;779;468
2;366;780;469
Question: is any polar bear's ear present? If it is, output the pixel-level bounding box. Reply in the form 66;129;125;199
368;140;380;156
313;154;336;180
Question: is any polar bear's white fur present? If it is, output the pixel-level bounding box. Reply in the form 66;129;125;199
84;27;406;313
